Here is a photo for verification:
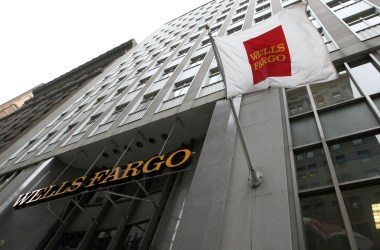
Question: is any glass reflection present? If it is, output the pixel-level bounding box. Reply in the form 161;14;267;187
329;134;380;183
56;232;85;249
351;62;380;96
301;194;350;250
310;72;361;109
295;147;332;190
287;86;312;116
121;221;148;249
343;186;380;249
87;229;116;250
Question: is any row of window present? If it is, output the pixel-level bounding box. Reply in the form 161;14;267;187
322;0;380;40
286;51;380;249
4;0;379;172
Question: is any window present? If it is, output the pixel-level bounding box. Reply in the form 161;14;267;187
307;151;315;158
134;81;146;91
332;91;341;100
178;47;190;56
190;53;206;65
257;0;269;4
332;144;341;150
347;11;380;34
180;32;189;39
227;25;242;34
296;154;304;161
156;57;168;67
232;14;245;24
135;92;158;112
105;104;127;123
324;0;380;40
240;0;249;5
170;44;179;51
116;75;127;84
310;72;360;109
188;34;199;43
94;96;105;105
358;150;372;163
329;134;380;182
210;24;222;33
336;154;347;164
256;3;270;13
140;76;151;84
294;147;331;190
81;117;97;133
205;17;212;22
236;6;248;14
353;138;364;145
254;13;271;23
222;8;231;14
135;67;146;75
217;15;227;23
163;65;177;76
169;80;191;99
202;38;211;46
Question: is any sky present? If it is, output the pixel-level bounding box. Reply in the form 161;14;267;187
0;0;208;105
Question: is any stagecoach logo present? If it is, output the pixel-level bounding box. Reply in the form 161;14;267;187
13;148;192;209
243;25;291;84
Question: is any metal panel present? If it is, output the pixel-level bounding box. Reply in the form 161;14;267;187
125;109;146;123
159;95;185;111
198;81;225;97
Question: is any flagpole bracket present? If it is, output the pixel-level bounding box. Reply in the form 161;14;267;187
249;169;263;188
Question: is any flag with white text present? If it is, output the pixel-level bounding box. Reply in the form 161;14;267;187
214;2;338;98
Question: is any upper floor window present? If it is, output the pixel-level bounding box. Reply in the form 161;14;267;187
135;92;158;112
168;80;191;99
323;0;380;40
227;25;243;34
190;53;207;65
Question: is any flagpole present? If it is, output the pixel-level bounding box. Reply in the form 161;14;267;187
206;26;263;188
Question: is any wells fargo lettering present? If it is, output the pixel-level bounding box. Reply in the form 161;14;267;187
243;25;291;84
249;43;286;70
13;148;192;209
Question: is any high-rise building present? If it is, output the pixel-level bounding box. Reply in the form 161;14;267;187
0;40;136;155
0;0;379;249
0;88;34;119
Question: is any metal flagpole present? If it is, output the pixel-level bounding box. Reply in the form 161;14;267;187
205;26;263;188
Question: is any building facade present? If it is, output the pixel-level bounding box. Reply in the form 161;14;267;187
0;0;380;249
0;40;136;155
0;89;34;119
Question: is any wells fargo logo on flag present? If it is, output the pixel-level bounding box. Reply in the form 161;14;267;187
243;26;291;84
213;3;338;98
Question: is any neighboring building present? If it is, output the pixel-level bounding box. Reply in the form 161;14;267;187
0;89;34;119
0;0;379;249
0;39;136;154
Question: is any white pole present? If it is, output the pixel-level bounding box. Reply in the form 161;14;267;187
206;26;263;187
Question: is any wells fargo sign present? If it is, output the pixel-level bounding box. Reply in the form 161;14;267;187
243;25;291;84
13;148;192;209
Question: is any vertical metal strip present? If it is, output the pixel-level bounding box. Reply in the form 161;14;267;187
306;85;358;250
0;172;18;192
111;132;139;171
52;149;84;184
106;187;143;249
281;88;307;250
369;53;380;72
139;173;178;250
158;118;178;155
84;140;113;176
